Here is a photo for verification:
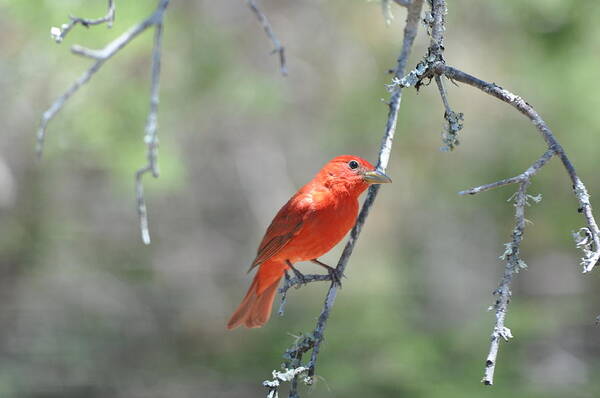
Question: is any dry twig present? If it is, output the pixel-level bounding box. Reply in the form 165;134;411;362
37;0;171;245
245;0;287;76
50;0;116;43
460;150;552;384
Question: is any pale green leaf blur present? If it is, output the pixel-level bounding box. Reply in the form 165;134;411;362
1;1;599;397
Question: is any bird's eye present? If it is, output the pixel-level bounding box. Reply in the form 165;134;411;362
348;160;359;170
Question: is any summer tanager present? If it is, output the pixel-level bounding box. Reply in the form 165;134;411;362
227;155;391;329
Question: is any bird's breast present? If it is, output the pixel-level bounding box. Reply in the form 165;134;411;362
277;196;358;263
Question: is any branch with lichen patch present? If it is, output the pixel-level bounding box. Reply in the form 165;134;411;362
480;180;532;385
439;64;600;273
459;150;551;385
435;75;463;151
389;0;599;385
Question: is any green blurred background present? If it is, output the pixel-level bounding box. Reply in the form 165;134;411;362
1;1;599;397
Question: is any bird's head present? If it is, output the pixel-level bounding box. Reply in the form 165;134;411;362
318;155;392;196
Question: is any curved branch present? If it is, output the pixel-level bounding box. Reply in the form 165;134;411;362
391;0;600;385
438;64;600;273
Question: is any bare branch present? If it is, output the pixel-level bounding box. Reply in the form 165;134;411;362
38;0;171;245
437;64;600;273
390;0;600;384
460;149;555;195
482;180;531;385
136;16;165;245
263;2;425;397
245;0;287;76
36;60;104;157
51;0;116;43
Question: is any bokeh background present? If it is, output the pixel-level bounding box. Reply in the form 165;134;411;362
1;1;600;397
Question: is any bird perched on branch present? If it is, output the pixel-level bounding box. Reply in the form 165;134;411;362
227;155;391;329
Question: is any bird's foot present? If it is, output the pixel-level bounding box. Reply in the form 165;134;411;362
311;259;343;288
327;267;343;288
286;261;307;287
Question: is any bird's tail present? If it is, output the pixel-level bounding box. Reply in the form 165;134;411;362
227;260;285;330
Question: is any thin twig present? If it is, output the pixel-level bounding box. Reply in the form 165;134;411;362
245;0;287;76
482;180;531;385
51;0;116;43
435;75;451;113
39;8;159;152
136;15;165;245
459;149;555;385
38;0;171;245
434;74;463;151
460;149;555;196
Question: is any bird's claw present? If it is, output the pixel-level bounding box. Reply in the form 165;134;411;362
289;265;308;287
310;259;343;288
327;267;343;288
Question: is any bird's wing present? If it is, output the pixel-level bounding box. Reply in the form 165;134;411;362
248;193;314;271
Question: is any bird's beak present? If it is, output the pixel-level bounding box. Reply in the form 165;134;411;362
363;170;392;184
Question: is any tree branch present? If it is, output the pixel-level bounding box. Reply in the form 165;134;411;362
459;149;555;196
434;74;463;151
135;13;165;245
263;1;425;397
482;180;532;385
277;272;334;317
50;0;116;43
37;0;170;245
458;150;554;385
389;0;599;385
245;0;287;76
438;64;600;274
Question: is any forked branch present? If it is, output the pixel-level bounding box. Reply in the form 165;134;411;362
390;0;600;385
50;0;116;43
37;0;170;245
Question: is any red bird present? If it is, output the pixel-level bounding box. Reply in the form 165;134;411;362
227;155;391;329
